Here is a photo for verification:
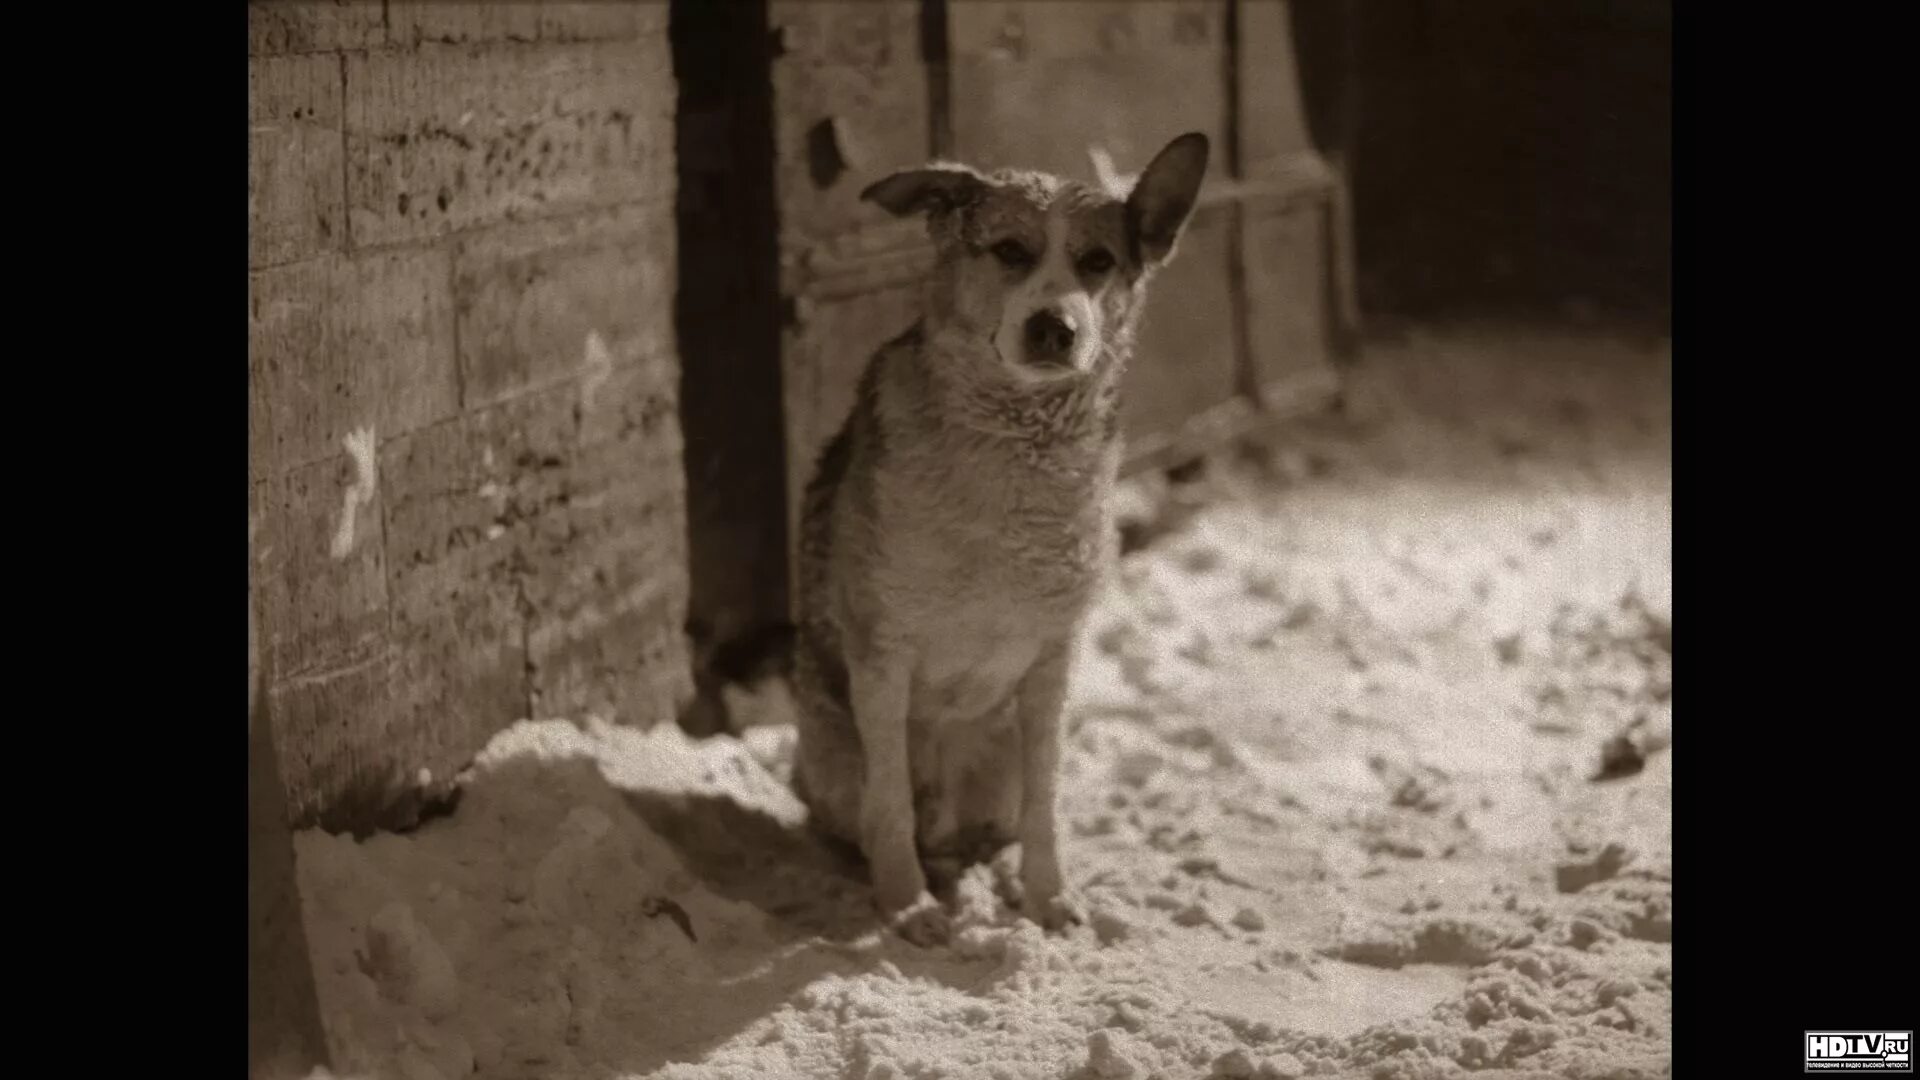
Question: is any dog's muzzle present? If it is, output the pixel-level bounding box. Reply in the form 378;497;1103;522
1022;309;1077;367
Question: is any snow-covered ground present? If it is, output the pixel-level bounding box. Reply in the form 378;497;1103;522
294;325;1672;1080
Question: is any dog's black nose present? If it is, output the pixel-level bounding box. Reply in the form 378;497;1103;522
1024;309;1076;359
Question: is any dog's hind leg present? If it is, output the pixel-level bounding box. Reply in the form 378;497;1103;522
791;712;862;850
790;641;864;850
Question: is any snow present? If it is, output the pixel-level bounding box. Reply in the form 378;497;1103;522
293;327;1672;1080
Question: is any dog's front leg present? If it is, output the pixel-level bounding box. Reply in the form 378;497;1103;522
850;649;949;946
1017;643;1082;931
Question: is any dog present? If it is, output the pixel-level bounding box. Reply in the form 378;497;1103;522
789;133;1211;945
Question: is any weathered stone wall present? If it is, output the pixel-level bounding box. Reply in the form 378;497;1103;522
247;1;689;833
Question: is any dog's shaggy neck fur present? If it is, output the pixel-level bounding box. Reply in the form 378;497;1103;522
916;321;1128;468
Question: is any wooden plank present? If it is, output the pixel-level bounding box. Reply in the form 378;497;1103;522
1125;204;1242;454
769;0;931;249
770;0;933;622
1242;193;1336;398
770;0;920;69
1121;363;1340;478
948;1;1229;179
948;1;1225;62
1240;0;1361;351
790;219;935;302
944;0;1253;466
1235;0;1318;174
1195;158;1337;211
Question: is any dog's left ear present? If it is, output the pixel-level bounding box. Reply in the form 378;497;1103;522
1126;133;1210;266
860;165;987;219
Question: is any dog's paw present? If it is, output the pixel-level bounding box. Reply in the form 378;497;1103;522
1028;889;1086;933
1020;871;1084;933
988;846;1025;907
882;892;952;948
1020;854;1081;931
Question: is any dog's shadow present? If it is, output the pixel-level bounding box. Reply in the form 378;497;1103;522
624;785;1018;938
451;754;1011;1075
622;786;879;943
628;786;1012;1069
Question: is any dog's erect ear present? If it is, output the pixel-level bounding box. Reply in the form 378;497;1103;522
1126;133;1210;266
860;166;987;219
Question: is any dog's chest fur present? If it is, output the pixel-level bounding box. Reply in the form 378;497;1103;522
799;324;1121;724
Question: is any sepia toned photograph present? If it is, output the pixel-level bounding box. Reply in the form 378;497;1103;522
249;2;1672;1077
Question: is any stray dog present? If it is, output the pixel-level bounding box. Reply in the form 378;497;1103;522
790;133;1211;945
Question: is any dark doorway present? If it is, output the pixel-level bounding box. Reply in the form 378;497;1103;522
671;0;792;722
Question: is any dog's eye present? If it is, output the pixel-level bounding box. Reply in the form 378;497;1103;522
1077;249;1116;276
990;239;1035;268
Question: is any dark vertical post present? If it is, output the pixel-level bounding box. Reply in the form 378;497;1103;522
671;0;792;730
920;0;952;158
1288;0;1365;356
1224;1;1259;401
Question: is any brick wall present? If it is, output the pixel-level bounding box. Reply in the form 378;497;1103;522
247;1;690;833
